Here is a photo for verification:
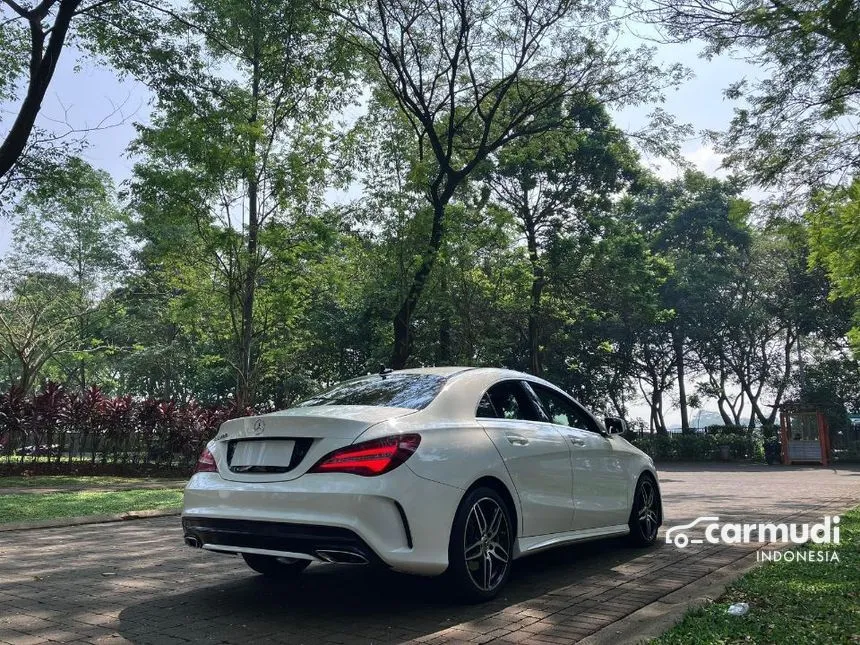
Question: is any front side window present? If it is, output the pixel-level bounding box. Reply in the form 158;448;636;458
528;382;599;433
296;373;446;409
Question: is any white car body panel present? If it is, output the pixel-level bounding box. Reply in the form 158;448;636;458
563;426;631;530
184;466;463;575
212;405;416;483
479;418;574;536
183;366;660;577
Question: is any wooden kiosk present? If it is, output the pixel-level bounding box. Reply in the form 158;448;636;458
779;404;831;465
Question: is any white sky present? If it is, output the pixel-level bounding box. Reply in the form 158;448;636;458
0;28;765;426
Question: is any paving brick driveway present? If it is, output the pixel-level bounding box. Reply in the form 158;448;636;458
1;464;858;645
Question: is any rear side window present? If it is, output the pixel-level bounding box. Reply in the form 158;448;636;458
295;373;447;409
477;380;543;422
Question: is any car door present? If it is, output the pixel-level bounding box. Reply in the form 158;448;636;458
477;380;574;537
526;382;629;531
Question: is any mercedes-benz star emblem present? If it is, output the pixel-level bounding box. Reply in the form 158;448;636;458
253;419;265;436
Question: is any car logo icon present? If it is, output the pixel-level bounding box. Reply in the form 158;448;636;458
665;516;720;548
253;419;265;436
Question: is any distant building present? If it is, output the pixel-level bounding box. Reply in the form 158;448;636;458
849;413;860;440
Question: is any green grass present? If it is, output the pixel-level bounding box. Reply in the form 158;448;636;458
0;489;183;524
0;475;184;489
653;506;860;644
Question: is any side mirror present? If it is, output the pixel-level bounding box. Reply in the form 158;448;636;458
604;416;628;435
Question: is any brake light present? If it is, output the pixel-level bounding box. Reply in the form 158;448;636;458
194;446;218;473
309;434;421;477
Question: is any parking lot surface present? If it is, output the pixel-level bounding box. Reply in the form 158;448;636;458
1;464;858;644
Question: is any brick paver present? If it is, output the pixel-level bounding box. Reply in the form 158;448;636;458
1;464;858;644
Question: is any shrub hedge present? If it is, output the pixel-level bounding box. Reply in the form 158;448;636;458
631;431;765;462
0;383;251;475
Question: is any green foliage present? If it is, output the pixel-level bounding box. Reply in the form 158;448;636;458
1;0;856;436
9;156;127;293
632;432;764;462
808;179;860;352
0;157;128;392
120;0;357;405
703;425;746;435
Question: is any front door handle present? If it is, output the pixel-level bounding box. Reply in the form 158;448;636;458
568;436;586;447
505;434;529;446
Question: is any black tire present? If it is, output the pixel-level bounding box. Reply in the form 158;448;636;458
628;474;661;546
446;486;514;603
242;553;310;579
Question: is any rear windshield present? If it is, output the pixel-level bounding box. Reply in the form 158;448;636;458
295;373;447;409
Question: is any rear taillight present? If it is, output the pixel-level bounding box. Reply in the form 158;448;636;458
308;434;421;477
194;446;218;473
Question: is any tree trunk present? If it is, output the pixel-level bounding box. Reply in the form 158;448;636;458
238;180;259;408
717;397;733;426
524;210;543;375
78;315;86;391
673;329;690;433
390;196;448;369
437;274;451;364
646;372;668;435
0;0;81;180
237;20;261;407
653;391;667;434
17;362;37;395
77;249;86;391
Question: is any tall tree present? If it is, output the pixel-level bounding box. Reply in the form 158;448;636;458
626;171;751;431
543;218;672;419
0;272;95;393
640;0;860;197
486;97;639;374
5;157;126;390
0;0;83;181
128;0;354;407
334;0;685;368
0;0;202;191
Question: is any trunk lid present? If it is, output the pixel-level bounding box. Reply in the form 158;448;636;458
212;405;415;482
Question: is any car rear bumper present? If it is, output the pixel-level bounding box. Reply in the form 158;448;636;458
181;516;381;565
182;467;463;575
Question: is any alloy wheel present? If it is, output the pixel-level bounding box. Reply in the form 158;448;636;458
637;479;659;541
463;497;511;592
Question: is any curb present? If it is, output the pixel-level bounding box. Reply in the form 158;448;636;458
576;548;763;645
0;509;181;532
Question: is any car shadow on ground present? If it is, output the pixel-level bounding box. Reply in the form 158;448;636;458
117;536;650;643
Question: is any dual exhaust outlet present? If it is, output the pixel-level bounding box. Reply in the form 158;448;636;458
315;549;368;565
183;534;368;565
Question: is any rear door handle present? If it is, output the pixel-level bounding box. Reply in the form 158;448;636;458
568;436;586;447
505;434;529;446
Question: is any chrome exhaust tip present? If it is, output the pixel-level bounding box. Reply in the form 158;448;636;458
184;535;201;548
315;549;368;565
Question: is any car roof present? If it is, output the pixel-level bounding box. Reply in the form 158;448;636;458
398;366;540;380
397;366;477;377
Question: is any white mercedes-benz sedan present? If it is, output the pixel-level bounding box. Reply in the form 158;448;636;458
183;367;662;601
